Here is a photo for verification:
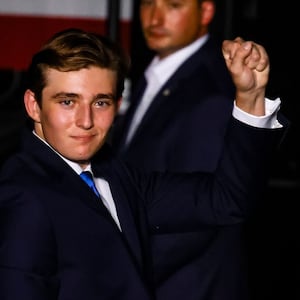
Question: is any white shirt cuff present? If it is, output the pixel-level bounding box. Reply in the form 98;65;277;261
233;98;282;129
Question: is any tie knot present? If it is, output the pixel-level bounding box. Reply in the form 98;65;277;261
80;171;100;197
80;171;93;183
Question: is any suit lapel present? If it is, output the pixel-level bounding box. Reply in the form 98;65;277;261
92;159;144;268
62;169;114;218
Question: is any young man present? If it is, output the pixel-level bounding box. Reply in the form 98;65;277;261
0;28;287;300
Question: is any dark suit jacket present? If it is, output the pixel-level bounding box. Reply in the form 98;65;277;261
0;118;286;300
110;37;279;299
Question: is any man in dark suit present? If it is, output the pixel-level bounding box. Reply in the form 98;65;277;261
110;1;277;299
111;0;235;174
112;32;235;173
0;28;286;300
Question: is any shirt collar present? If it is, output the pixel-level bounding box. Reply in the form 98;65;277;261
145;34;209;86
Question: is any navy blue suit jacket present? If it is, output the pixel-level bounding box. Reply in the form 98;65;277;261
0;118;286;300
111;37;278;299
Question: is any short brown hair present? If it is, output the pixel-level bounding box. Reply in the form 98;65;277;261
26;28;130;105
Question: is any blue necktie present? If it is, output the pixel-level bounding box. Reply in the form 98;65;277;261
80;171;100;198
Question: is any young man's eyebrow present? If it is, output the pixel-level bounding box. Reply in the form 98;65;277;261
94;93;116;101
52;92;78;98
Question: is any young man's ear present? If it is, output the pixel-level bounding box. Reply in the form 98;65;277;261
24;89;41;123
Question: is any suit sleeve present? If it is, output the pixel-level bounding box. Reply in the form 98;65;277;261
138;117;288;233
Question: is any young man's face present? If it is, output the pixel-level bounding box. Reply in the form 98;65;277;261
25;66;120;168
140;0;208;59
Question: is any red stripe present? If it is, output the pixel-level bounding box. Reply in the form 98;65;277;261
0;15;131;70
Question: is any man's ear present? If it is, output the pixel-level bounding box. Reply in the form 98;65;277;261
24;89;41;122
201;1;215;26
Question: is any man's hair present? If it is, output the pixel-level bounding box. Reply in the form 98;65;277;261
26;28;130;105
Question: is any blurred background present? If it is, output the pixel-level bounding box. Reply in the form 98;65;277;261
0;1;298;299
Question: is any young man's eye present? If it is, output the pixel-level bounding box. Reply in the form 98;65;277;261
95;100;111;107
60;99;73;106
96;101;105;107
95;99;113;107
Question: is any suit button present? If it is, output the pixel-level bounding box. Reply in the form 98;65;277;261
163;89;170;96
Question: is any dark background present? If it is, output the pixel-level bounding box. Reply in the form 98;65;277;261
0;1;299;299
